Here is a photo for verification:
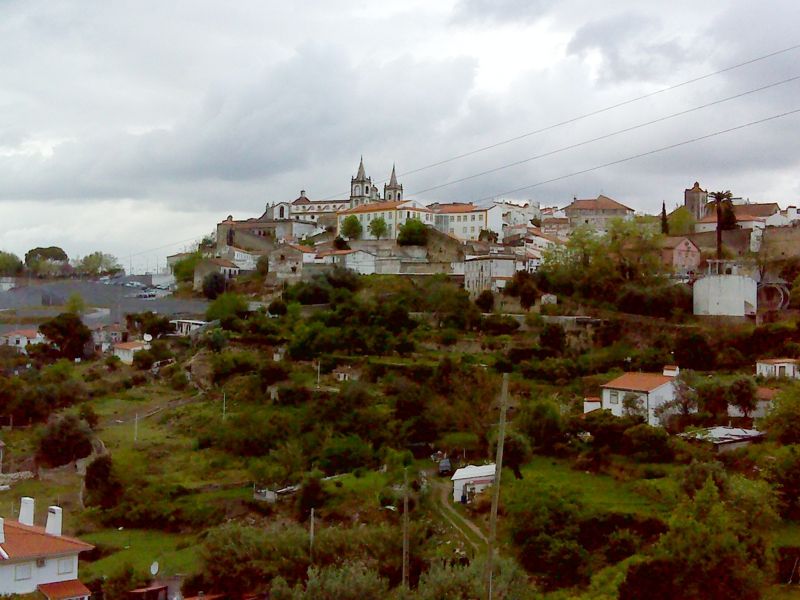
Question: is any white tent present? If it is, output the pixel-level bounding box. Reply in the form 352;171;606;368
450;464;496;503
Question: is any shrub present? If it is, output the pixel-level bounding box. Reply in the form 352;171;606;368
268;298;287;316
475;290;495;312
202;272;226;299
38;415;93;467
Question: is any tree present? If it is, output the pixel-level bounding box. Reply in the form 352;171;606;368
660;201;669;235
38;415;93;467
479;229;499;243
206;292;249;322
540;323;566;356
761;386;800;444
728;377;757;418
340;215;363;240
368;216;388;240
202;272;226;299
495;430;531;479
173;252;202;283
397;219;428;246
296;471;329;521
268;298;287;316
516;397;564;453
76;251;121;276
674;331;715;370
39;313;91;359
654;371;697;425
65;293;87;315
0;251;23;276
85;455;123;509
668;206;696;235
333;236;350;250
475;290;494;312
710;190;734;260
25;246;68;266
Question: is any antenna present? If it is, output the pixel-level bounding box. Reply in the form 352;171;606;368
150;560;159;576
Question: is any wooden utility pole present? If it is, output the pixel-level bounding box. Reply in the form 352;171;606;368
485;372;509;600
402;467;409;589
310;507;315;562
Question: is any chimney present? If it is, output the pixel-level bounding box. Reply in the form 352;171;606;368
19;497;34;526
300;190;306;197
45;506;62;536
0;517;5;544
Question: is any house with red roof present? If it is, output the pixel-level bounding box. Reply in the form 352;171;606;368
600;366;680;427
0;497;93;597
0;328;47;355
564;195;634;234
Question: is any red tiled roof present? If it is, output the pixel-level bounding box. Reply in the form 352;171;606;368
757;387;778;401
565;195;633;212
660;237;698;250
601;372;674;393
38;580;92;600
285;244;317;254
3;329;40;338
542;217;569;224
208;258;239;269
758;358;798;365
339;201;431;215
2;520;93;560
113;341;148;351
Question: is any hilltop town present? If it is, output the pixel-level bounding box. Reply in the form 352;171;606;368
2;158;800;599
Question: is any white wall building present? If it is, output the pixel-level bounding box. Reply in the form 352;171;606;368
693;267;757;317
451;464;496;503
0;498;93;598
170;319;209;337
464;254;520;297
0;329;46;355
494;198;541;228
431;203;504;241
337;200;433;241
600;367;679;427
317;249;377;275
113;341;150;365
756;358;799;379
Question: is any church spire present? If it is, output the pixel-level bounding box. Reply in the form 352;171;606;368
389;164;398;186
384;162;403;201
356;156;366;180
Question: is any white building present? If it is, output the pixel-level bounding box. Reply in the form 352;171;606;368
316;249;377;275
600;366;679;427
431;203;504;241
693;262;757;317
113;341;150;365
0;498;93;597
681;427;765;453
563;195;634;234
464;254;520;297
217;245;265;271
756;358;799;379
494;198;541;228
0;329;47;355
336;200;433;241
170;319;209;337
451;464;496;503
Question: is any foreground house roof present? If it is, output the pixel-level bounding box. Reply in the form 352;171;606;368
601;372;674;393
38;580;92;600
1;520;93;560
565;195;634;212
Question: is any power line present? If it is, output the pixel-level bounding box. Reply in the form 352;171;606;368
410;74;800;196
315;42;800;200
471;107;800;203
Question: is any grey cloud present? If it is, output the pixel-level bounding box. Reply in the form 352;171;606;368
451;0;557;24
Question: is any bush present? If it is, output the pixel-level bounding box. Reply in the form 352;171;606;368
319;435;373;476
397;219;428;246
38;415;93;467
480;314;520;335
475;290;495;312
268;298;287;316
206;292;249;322
202;272;226;299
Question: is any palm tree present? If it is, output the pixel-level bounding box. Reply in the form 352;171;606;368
709;190;733;260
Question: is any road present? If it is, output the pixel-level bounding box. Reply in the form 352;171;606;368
433;478;487;555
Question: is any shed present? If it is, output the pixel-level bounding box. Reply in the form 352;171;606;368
756;358;799;379
680;426;765;453
451;464;496;503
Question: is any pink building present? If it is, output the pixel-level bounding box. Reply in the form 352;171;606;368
660;237;701;275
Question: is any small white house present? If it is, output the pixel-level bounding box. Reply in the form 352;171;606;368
600;366;679;427
756;358;799;379
332;365;360;382
451;464;496;503
113;341;150;365
0;497;93;597
0;329;47;355
170;319;209;337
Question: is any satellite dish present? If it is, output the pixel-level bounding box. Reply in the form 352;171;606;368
143;334;153;342
150;561;159;576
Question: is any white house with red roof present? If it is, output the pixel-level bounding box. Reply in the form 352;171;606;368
600;366;680;427
113;340;150;365
0;498;93;597
430;202;503;241
0;329;47;355
756;358;799;379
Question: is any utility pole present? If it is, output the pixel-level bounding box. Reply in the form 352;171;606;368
316;361;320;389
134;413;139;443
222;391;227;422
485;373;509;600
402;467;409;590
309;507;315;563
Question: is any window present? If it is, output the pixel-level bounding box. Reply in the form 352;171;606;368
58;557;74;575
14;564;31;580
471;214;476;221
609;391;619;405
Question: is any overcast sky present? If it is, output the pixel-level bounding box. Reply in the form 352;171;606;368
1;0;799;271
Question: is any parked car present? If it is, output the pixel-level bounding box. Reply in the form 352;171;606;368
438;458;452;476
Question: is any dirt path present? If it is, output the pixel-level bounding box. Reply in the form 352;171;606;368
433;478;488;555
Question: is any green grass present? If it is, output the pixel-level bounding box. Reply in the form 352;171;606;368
81;529;200;580
775;521;800;548
509;456;675;517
